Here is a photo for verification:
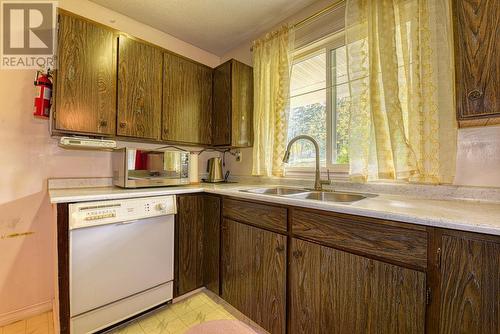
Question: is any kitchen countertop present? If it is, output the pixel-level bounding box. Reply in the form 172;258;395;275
49;183;500;236
49;184;206;203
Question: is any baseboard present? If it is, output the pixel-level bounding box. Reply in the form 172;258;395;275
0;300;53;327
173;287;205;303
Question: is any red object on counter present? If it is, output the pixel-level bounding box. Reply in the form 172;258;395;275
33;69;52;119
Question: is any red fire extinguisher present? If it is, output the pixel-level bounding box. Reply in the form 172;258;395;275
34;69;53;119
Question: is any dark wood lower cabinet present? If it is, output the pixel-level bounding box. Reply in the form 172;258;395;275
439;234;500;334
288;238;320;334
175;194;221;297
56;196;500;334
56;203;70;334
289;238;426;334
202;195;221;294
176;195;204;296
222;219;287;334
161;195;500;334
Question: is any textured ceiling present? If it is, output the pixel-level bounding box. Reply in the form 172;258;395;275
89;0;319;55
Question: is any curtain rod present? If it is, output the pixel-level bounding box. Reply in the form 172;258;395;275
294;0;345;29
250;0;345;52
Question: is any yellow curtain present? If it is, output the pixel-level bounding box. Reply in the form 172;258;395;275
252;26;294;177
345;0;456;183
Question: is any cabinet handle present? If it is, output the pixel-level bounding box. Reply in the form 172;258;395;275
119;122;127;128
467;89;483;101
275;245;285;253
292;250;303;258
99;120;107;127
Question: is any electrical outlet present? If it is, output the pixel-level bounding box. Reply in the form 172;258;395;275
235;150;242;162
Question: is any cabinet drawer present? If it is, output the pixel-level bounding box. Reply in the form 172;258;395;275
223;198;287;233
291;209;427;269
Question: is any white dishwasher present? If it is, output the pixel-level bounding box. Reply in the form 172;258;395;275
68;195;176;334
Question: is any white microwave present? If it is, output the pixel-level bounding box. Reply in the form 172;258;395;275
112;148;190;188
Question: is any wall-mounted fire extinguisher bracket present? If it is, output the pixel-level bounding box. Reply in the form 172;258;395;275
34;68;53;119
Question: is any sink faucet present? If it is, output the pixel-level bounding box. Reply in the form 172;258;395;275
283;135;330;191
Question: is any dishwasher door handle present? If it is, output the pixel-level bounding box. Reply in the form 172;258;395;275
116;219;140;225
116;215;173;226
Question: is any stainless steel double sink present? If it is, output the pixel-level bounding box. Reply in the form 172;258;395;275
240;187;374;203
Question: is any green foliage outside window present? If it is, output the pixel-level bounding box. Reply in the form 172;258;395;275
287;103;327;166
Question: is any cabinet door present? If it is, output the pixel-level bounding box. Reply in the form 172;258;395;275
222;219;286;334
117;36;162;139
439;235;500;334
162;53;212;144
175;195;204;296
212;61;232;146
176;195;221;297
202;195;221;294
453;0;499;121
231;60;253;147
290;238;426;334
56;13;116;135
288;237;321;334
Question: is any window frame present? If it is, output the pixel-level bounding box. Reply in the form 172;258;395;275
285;31;349;177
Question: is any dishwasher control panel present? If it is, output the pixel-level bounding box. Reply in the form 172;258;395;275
69;195;177;230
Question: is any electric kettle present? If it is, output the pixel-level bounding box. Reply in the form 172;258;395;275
206;157;224;182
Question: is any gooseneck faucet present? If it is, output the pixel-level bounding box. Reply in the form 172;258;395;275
283;135;325;191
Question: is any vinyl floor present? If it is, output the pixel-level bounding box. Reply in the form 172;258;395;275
0;290;267;334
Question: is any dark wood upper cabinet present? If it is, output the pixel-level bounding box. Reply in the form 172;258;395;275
55;12;254;145
117;35;162;140
213;59;253;147
162;53;212;145
222;219;286;334
55;12;116;135
231;60;254;147
212;61;231;146
453;0;499;126
289;238;426;334
439;234;500;334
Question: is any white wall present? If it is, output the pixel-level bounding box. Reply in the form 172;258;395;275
220;0;334;67
0;0;221;320
454;126;500;187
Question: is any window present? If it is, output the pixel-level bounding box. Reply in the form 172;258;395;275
330;44;350;165
288;51;327;167
286;34;350;174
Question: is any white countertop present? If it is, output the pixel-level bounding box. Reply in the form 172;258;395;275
49;184;205;203
49;183;500;236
